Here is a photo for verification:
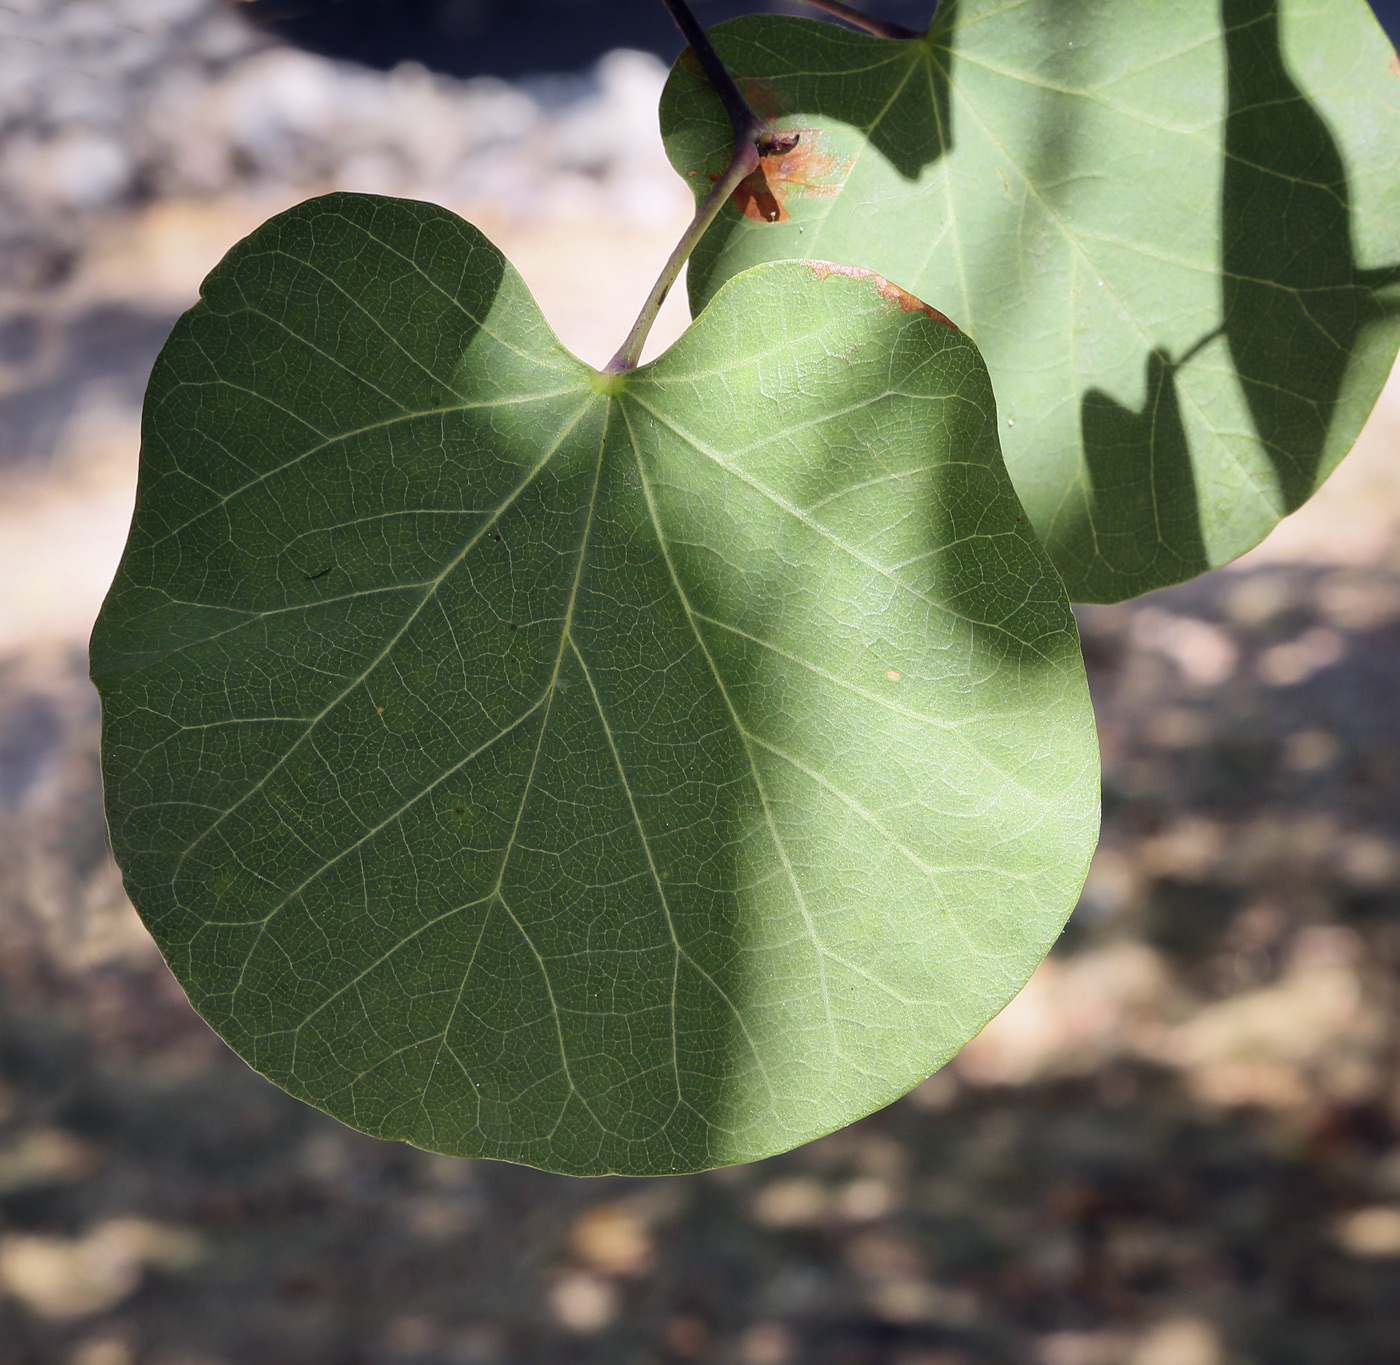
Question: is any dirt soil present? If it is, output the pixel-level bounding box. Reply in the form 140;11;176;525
3;5;1400;1364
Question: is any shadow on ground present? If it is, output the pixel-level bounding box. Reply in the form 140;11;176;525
3;559;1400;1364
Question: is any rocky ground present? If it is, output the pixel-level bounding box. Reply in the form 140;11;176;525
3;3;1400;1363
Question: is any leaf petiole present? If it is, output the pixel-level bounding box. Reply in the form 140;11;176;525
603;136;760;375
607;0;803;374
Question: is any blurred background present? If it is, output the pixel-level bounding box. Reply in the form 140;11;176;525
3;1;1400;1362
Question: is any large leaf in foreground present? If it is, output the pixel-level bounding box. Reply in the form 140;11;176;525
661;0;1400;602
92;193;1097;1175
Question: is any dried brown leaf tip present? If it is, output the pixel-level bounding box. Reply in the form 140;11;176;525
804;261;957;327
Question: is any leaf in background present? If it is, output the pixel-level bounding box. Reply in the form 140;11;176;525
660;0;1400;602
91;194;1097;1175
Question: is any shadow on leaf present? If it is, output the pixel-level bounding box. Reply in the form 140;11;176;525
1080;347;1212;598
1221;0;1400;512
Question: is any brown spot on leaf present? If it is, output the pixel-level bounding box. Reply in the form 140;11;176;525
682;51;784;105
713;167;788;223
1391;54;1400;79
803;262;957;327
709;130;851;224
740;77;787;124
680;52;788;121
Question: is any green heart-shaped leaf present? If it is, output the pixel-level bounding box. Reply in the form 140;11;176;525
92;193;1097;1174
661;0;1400;602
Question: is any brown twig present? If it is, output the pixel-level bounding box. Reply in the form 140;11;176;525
793;0;928;41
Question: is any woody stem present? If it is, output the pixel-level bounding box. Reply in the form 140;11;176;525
660;0;789;150
794;0;927;40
